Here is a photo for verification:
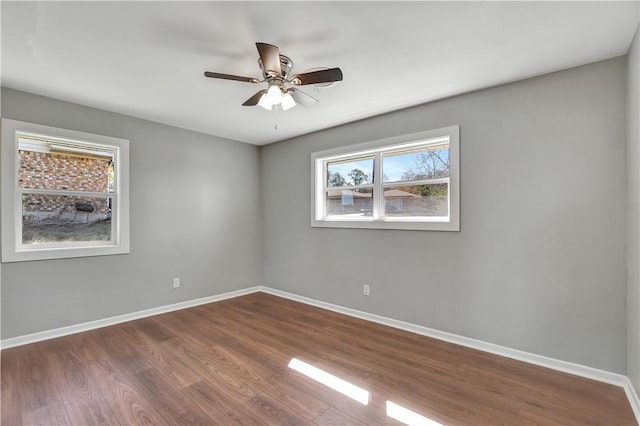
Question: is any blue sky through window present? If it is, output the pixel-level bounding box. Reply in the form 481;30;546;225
326;146;450;186
383;147;449;182
327;158;374;186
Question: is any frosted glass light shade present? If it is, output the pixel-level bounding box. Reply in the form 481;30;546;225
258;94;273;110
266;85;282;105
281;92;296;111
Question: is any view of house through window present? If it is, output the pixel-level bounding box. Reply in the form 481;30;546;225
325;145;450;218
312;126;459;231
1;119;125;262
326;156;374;217
382;143;450;217
18;137;117;245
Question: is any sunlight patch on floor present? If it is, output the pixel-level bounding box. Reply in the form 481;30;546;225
288;358;370;405
386;400;443;426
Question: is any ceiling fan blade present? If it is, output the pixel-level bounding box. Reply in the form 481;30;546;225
256;42;282;76
290;68;343;86
288;88;319;108
204;71;259;83
242;90;267;106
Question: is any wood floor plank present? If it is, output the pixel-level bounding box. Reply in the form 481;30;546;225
1;349;24;425
2;292;636;425
88;366;169;426
116;324;202;389
47;349;118;425
13;344;62;411
314;406;366;426
159;337;258;401
134;367;217;425
181;379;263;425
21;401;71;426
212;343;332;420
56;330;169;424
244;394;312;425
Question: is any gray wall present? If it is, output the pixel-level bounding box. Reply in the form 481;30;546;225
628;24;640;391
0;88;261;339
260;58;628;373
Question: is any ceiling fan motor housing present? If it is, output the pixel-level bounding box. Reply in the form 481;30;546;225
259;54;294;80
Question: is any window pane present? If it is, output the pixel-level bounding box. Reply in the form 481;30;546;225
383;145;449;183
327;157;374;187
326;188;373;217
384;183;448;217
22;193;112;244
19;142;114;192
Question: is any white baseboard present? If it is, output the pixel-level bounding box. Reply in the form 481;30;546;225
0;286;262;350
259;287;630;387
2;284;639;423
623;377;640;422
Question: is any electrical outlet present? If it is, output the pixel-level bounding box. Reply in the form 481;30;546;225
173;277;180;288
363;284;370;296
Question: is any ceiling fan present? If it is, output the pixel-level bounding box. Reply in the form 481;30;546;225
204;42;343;111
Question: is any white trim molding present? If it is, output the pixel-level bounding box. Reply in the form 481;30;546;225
0;286;261;350
623;377;640;423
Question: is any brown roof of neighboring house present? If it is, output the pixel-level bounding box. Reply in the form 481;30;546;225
327;189;421;199
327;189;371;198
383;189;421;198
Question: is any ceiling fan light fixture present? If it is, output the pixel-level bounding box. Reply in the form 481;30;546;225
257;94;273;110
266;85;283;105
281;92;296;111
204;42;343;113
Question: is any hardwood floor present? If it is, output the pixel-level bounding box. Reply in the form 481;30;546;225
1;292;636;425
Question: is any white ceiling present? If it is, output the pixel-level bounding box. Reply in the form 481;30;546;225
2;1;638;146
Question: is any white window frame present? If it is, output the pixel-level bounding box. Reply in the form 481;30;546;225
1;118;130;262
311;125;459;231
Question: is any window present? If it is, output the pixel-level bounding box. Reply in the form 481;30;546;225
311;125;459;231
1;119;130;261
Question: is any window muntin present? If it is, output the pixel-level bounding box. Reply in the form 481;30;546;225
311;126;459;231
1;119;130;261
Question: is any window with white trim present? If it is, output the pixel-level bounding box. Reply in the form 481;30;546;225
1;119;130;261
311;125;459;231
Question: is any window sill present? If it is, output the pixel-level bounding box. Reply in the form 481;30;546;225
311;219;459;231
7;244;130;262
